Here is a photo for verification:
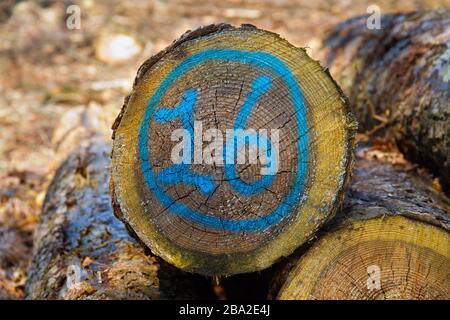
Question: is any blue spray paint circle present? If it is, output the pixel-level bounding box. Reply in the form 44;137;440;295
139;49;309;232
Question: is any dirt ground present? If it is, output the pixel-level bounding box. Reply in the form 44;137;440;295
0;0;449;299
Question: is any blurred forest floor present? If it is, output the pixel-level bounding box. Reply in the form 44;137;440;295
0;0;449;298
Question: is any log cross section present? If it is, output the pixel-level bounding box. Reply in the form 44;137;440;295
111;24;356;275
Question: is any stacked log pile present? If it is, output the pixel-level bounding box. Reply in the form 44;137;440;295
25;15;449;300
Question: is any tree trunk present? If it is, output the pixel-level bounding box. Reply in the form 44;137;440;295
111;23;356;276
271;156;450;300
323;10;450;194
25;107;214;299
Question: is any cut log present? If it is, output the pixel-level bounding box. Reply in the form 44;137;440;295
323;10;450;194
111;24;356;275
274;157;450;300
25;108;214;299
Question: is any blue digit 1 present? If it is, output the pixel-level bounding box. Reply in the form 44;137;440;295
155;90;215;194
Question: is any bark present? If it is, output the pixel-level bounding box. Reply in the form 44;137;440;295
269;154;450;299
25;107;214;299
336;158;449;230
323;10;450;194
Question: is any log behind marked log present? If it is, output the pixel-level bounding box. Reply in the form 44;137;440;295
111;24;356;275
323;10;450;194
274;158;450;300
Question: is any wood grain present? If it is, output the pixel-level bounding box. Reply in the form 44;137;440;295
274;158;450;300
111;24;356;275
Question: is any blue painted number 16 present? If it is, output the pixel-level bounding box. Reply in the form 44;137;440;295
154;75;276;196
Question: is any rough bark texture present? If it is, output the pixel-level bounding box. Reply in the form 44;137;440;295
323;10;450;194
269;154;450;299
336;158;449;230
25;107;214;299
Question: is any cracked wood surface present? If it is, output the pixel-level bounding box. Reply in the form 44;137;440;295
110;24;356;275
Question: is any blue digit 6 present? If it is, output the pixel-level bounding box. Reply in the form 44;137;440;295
224;75;276;195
